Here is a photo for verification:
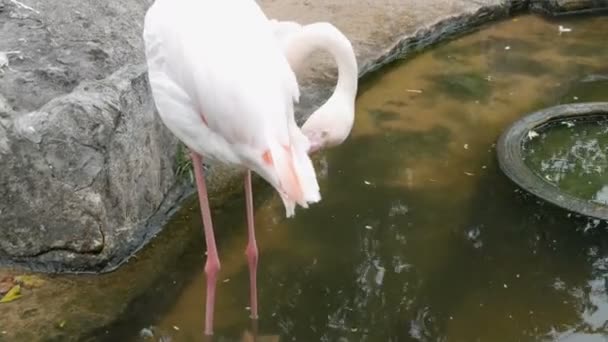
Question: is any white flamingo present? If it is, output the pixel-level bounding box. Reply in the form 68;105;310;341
143;0;358;335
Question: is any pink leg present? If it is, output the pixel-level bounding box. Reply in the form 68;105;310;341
190;152;221;336
244;170;259;319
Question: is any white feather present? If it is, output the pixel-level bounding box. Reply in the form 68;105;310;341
144;0;319;215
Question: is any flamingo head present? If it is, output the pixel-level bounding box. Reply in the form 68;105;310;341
301;90;355;153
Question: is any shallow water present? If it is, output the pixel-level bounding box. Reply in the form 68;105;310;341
113;14;608;342
525;118;608;205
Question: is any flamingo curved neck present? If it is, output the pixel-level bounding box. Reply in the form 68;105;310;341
285;22;358;99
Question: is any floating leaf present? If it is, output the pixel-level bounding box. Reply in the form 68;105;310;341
14;275;45;288
0;285;21;303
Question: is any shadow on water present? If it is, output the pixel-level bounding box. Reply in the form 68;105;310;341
102;14;608;342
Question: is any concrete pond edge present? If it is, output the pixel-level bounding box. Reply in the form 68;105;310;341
497;102;608;222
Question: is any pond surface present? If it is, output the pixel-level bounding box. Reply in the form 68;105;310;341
111;14;608;342
524;117;608;205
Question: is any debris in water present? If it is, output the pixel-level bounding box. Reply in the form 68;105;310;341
516;274;520;278
482;165;487;169
363;180;371;185
388;201;409;217
0;284;21;303
464;172;475;176
406;89;423;94
503;283;508;289
527;130;539;140
373;260;385;285
573;96;578;100
172;326;180;331
57;320;66;329
561;121;575;128
222;278;230;283
14;275;45;288
464;143;469;150
504;46;511;50
558;25;572;34
364;225;373;230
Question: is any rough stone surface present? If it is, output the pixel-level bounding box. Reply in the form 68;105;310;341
0;63;184;272
530;0;608;15
0;0;185;273
0;0;151;115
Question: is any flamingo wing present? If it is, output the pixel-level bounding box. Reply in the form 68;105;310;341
143;0;319;213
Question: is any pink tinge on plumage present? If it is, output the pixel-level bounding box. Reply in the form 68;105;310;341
276;144;304;204
262;150;273;165
199;112;208;126
264;139;321;213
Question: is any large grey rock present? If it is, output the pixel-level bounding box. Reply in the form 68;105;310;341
0;64;183;272
531;0;608;15
0;0;186;272
0;0;151;115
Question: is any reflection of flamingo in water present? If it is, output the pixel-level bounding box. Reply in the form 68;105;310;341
143;0;358;335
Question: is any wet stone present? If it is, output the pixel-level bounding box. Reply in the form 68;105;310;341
531;0;608;16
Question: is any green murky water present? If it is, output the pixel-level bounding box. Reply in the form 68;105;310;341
524;118;608;205
107;14;608;342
